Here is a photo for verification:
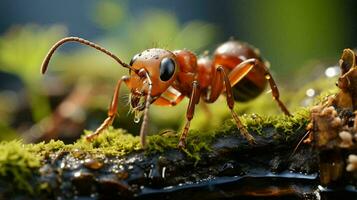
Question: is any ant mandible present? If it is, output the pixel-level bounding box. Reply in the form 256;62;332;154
41;37;291;148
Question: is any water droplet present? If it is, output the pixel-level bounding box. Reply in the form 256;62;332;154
74;171;82;177
84;158;103;170
306;88;315;97
161;166;166;179
134;116;140;123
60;162;66;169
116;171;129;180
72;149;85;159
325;66;340;78
148;168;154;179
164;186;174;190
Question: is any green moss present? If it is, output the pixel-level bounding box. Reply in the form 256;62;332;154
27;140;65;155
43;108;310;160
0;107;310;194
0;140;41;193
179;129;215;163
75;128;214;162
241;108;310;136
147;132;178;153
76;128;142;156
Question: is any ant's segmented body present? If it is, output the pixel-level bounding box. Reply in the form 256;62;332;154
41;37;291;148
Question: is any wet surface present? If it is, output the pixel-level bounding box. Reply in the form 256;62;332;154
1;126;356;199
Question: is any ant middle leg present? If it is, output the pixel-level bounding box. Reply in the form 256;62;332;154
86;76;129;141
205;59;256;144
219;66;256;144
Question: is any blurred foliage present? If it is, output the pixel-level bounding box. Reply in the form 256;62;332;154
0;25;67;122
237;0;346;79
0;122;18;141
0;91;17;124
0;25;67;139
0;25;66;80
91;1;126;30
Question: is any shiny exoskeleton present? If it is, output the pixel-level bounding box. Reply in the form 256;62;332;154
41;37;291;148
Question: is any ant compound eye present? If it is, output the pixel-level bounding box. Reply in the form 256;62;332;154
160;57;176;81
129;53;140;66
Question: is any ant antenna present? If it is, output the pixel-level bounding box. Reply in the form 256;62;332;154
41;37;136;74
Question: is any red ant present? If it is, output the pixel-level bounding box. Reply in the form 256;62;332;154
41;37;291;148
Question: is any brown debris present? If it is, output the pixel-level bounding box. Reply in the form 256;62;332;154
307;48;357;186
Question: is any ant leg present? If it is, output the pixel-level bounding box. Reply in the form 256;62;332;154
228;59;291;116
139;73;153;148
178;81;200;148
219;66;255;144
228;59;258;87
207;59;257;103
204;60;256;143
86;76;129;141
153;93;184;106
153;85;184;106
262;68;291;116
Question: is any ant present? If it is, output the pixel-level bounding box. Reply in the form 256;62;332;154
41;37;291;148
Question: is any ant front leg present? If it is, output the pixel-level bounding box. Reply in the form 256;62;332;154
139;72;153;148
178;81;200;148
86;76;129;141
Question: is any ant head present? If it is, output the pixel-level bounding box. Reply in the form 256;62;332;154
40;37;178;124
126;48;178;111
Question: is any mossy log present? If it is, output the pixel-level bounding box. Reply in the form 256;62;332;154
1;108;355;199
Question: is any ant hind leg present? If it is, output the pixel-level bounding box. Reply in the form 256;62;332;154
263;70;291;116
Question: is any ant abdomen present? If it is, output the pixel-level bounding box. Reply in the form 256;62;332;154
213;40;268;102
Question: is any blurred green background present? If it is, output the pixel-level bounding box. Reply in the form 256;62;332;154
0;0;355;142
